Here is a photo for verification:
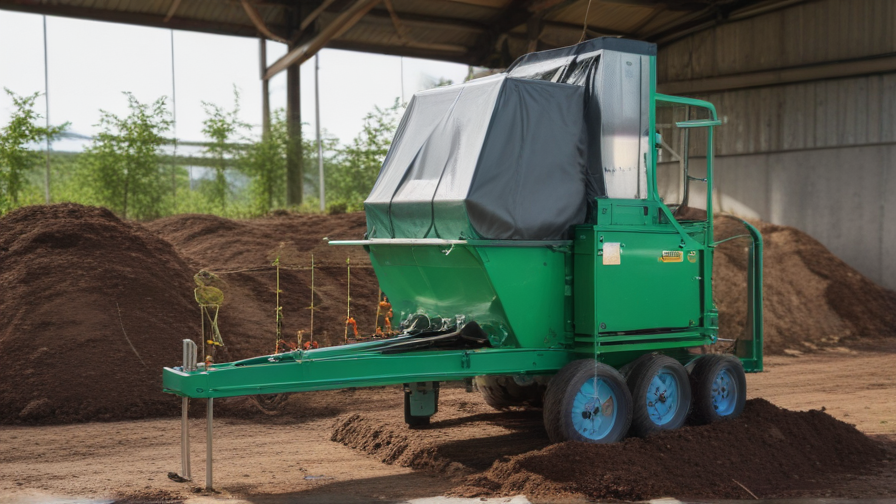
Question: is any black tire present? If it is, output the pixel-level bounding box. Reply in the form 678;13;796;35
542;360;632;444
403;383;439;429
474;375;546;410
689;354;747;424
626;354;691;437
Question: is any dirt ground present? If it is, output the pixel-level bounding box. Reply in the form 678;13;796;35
1;343;894;503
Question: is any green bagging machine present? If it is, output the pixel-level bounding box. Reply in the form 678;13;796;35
163;38;762;457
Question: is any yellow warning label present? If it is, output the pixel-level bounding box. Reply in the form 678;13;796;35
659;251;683;263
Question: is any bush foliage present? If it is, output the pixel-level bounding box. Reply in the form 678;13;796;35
0;89;67;213
0;89;403;219
78;93;173;219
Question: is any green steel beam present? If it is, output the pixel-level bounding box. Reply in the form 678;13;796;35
676;119;722;128
655;93;719;119
163;347;574;399
731;219;764;372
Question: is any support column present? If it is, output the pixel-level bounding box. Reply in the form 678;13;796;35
42;16;51;204
286;53;303;206
315;53;325;211
260;38;271;137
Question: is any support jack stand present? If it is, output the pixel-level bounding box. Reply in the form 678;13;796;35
174;339;214;490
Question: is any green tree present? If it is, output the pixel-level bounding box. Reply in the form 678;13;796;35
0;89;67;212
242;109;287;214
79;93;172;219
240;110;341;215
201;89;249;213
326;99;401;211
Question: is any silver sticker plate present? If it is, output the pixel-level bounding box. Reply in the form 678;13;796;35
603;242;621;265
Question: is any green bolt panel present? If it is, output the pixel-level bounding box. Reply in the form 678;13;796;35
574;202;706;336
595;230;701;332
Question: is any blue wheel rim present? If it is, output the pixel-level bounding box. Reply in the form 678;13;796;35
646;369;681;426
712;368;737;416
571;377;619;440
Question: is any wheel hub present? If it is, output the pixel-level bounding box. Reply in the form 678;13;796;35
581;404;602;419
646;371;680;426
711;368;736;415
572;378;618;440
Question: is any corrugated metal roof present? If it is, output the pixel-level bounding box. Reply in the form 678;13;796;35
0;0;795;68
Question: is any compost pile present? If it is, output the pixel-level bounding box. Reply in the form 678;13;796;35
713;215;896;354
0;205;377;424
448;399;888;500
144;211;378;359
0;204;197;424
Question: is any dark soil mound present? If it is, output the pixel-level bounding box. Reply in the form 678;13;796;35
0;206;378;424
0;204;198;424
450;399;888;500
331;413;469;476
144;212;378;356
713;215;896;354
330;399;551;477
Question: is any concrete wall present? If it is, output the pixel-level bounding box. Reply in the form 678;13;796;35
655;0;896;289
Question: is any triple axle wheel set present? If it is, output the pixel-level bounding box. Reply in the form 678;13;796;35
416;353;747;444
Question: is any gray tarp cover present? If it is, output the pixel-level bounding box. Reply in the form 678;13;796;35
365;74;587;240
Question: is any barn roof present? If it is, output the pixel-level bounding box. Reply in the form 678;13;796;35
0;0;795;76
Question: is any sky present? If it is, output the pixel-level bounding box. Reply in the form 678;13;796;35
0;10;472;151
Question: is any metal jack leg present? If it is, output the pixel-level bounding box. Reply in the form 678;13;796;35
181;397;191;480
206;397;213;491
179;339;197;482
